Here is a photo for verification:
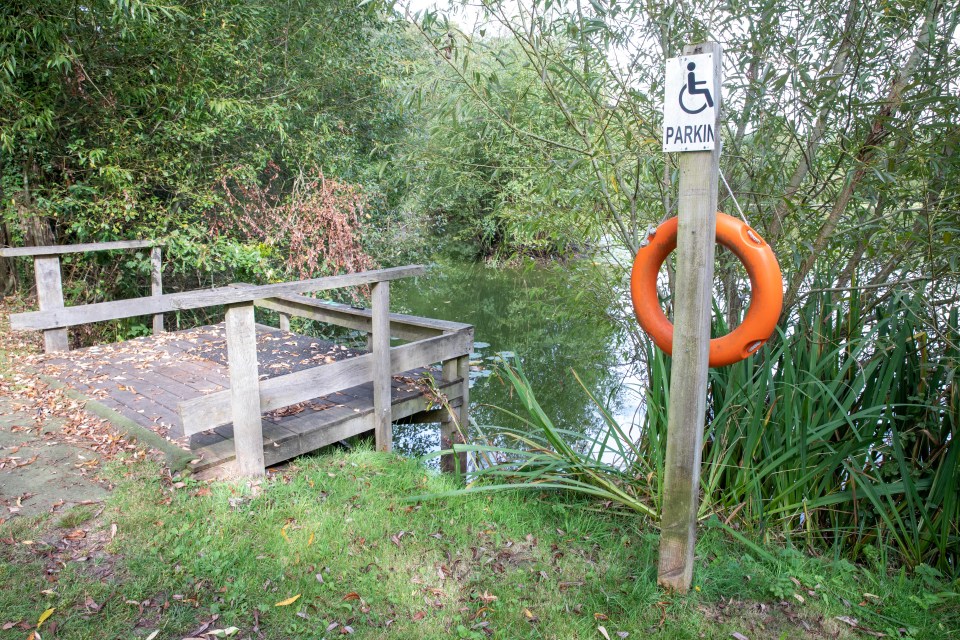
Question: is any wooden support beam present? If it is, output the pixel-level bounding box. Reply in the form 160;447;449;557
657;41;722;593
34;256;68;352
457;354;470;462
11;265;425;331
371;281;392;452
151;247;164;334
439;358;470;476
0;239;155;257
278;312;290;332
225;302;265;477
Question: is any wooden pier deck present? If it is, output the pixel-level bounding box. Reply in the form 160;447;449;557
5;255;473;477
36;323;465;472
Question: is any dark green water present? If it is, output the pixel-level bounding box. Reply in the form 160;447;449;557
390;260;642;459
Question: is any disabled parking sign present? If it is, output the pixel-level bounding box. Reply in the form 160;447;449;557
663;52;721;152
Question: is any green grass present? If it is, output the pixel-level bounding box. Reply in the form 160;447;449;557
55;505;97;530
1;447;957;639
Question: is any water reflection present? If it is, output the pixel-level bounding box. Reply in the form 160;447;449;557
391;260;643;463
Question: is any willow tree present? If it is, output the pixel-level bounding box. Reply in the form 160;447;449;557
410;0;960;312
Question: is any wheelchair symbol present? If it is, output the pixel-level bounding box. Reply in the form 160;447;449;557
679;62;714;115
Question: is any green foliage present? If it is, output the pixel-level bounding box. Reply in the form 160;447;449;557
1;0;414;326
393;27;598;258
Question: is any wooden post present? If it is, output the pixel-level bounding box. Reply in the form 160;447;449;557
225;302;265;476
151;246;164;334
657;41;722;592
34;256;68;352
371;282;392;451
439;358;468;476
455;354;470;470
278;312;291;332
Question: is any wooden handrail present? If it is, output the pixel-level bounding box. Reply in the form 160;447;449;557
250;291;471;340
4;240;165;352
0;239;157;257
10;265;425;331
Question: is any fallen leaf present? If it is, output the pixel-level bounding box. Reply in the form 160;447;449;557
37;608;55;628
307;531;315;547
207;627;240;637
598;625;611;640
412;611;426;621
342;592;361;601
274;594;301;607
731;633;749;640
144;631;159;640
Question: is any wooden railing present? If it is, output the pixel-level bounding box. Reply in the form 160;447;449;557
0;240;162;352
7;265;473;477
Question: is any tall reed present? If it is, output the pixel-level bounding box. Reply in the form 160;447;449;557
455;289;959;575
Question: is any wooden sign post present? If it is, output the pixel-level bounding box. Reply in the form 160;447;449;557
657;41;722;592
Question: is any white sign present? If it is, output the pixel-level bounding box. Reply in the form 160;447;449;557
662;53;720;152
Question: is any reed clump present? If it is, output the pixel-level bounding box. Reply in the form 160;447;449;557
458;289;960;576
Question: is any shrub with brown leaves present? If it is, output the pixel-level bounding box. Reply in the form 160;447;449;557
215;163;376;280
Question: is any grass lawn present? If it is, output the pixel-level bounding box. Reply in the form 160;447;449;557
1;446;957;639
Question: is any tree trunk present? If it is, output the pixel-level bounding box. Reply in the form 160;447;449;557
767;0;860;245
19;160;57;248
0;157;18;294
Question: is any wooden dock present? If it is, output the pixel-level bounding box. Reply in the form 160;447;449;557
4;251;473;477
37;323;466;472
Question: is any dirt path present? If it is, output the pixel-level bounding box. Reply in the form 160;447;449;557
0;297;160;524
0;396;112;520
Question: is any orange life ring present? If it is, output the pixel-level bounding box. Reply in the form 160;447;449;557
630;212;783;367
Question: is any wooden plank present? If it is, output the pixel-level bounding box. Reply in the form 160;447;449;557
151;247;164;334
11;265;426;331
0;239;156;257
178;329;473;436
225;302;265;477
371;281;392;451
278;312;290;332
34;256;69;352
657;42;722;593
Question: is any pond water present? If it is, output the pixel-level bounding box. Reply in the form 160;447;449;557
389;259;646;461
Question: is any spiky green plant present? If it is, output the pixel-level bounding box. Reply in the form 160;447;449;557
448;288;959;576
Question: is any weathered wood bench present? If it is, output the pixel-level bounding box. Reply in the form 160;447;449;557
7;263;473;477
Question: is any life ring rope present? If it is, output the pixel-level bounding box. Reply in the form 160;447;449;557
630;212;783;368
